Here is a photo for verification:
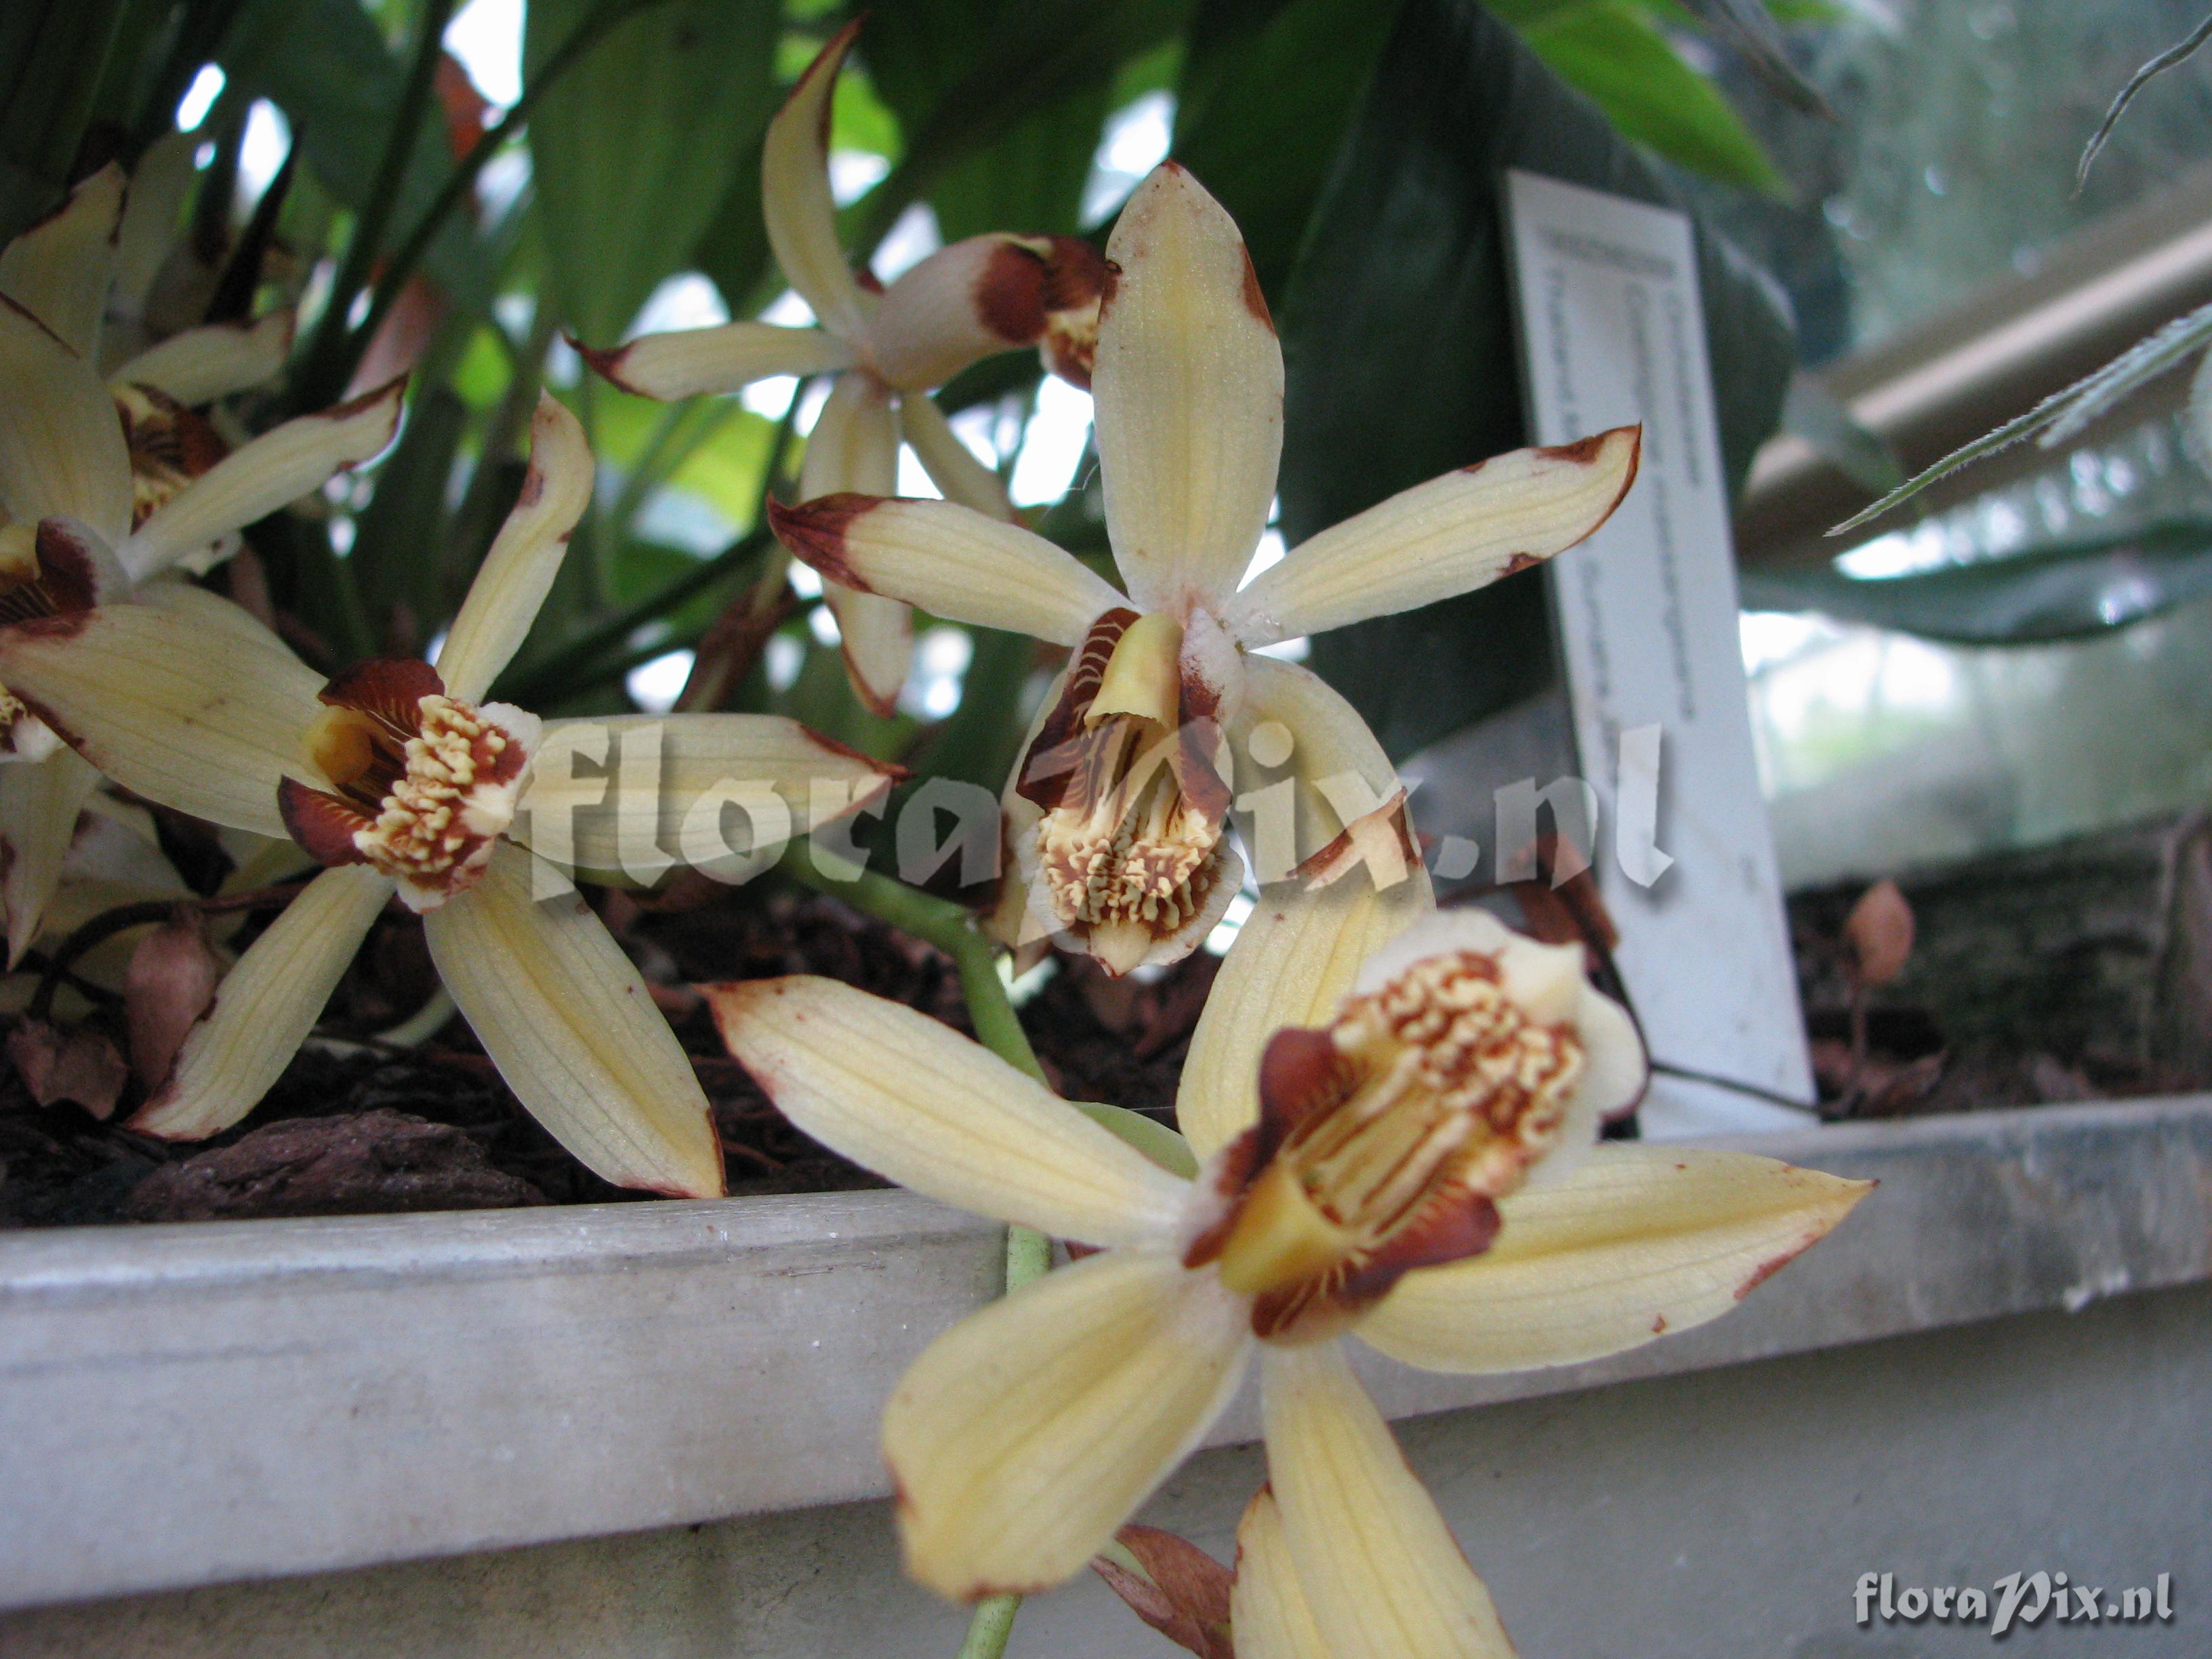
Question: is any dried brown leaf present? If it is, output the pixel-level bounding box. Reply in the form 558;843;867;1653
123;905;222;1088
1090;1524;1235;1659
7;1019;129;1119
1843;879;1914;988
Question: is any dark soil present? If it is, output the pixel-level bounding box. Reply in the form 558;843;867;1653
0;887;1218;1228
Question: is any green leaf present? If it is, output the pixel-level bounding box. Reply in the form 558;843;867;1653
217;0;470;289
1278;0;1795;762
1511;2;1788;197
1741;520;2212;647
525;0;780;343
1172;0;1401;296
0;0;127;243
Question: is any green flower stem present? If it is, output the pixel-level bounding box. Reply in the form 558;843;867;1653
774;846;1047;1658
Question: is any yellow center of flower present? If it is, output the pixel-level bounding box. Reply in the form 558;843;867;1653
1211;951;1584;1336
309;693;522;893
1031;613;1227;975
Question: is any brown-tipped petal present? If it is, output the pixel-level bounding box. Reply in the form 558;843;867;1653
0;296;131;541
1233;653;1419;888
1092;1525;1236;1659
770;493;1118;647
704;974;1192;1245
867;234;1071;392
0;746;101;967
762;20;869;340
129;865;391;1140
794;370;909;710
424;843;725;1197
577;321;855;401
1093;164;1283;614
898;391;1014;520
108;310;295;407
0;163;124;359
1357;1145;1873;1374
121;377;407;583
1260;1344;1517;1659
434;392;592;701
885;1249;1252;1601
1231;1489;1334;1659
1227;427;1641;647
0;594;324;840
513;712;899;878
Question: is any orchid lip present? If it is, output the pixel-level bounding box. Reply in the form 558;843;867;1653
281;659;539;911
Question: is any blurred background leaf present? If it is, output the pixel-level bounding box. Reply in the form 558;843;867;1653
1277;0;1797;762
525;0;780;344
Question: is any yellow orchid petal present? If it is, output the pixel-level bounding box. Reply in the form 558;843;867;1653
1261;1343;1516;1659
885;1248;1252;1600
0;746;102;967
705;974;1193;1246
763;20;869;341
108;310;295;407
1232;1488;1334;1659
127;865;391;1139
1232;652;1422;886
0;297;131;541
769;493;1121;647
1357;1145;1872;1374
121;377;406;582
514;712;899;879
1226;428;1641;647
1093;163;1282;614
434;393;592;701
798;369;909;712
0;162;123;359
424;842;724;1198
578;321;855;400
1176;867;1432;1163
897;390;1015;520
0;593;323;840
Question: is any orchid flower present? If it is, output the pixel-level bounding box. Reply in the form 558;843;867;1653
0;396;898;1197
0;169;394;966
766;162;1641;976
581;20;1107;714
708;874;1870;1646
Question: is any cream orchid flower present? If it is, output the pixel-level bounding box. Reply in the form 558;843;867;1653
0;395;899;1197
0;168;398;965
707;875;1870;1647
579;20;1107;714
766;162;1641;976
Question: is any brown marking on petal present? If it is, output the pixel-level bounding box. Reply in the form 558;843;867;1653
1170;670;1234;825
1652;1313;1668;1333
28;520;104;615
1527;425;1643;535
321;656;443;721
1503;552;1542;577
0;291;70;349
319;372;409;427
571;336;643;396
278;777;373;867
1181;1122;1265;1270
786;17;863;150
1014;607;1138;812
1735;1238;1815;1300
1238;247;1273;332
974;238;1051;346
853;266;885;295
1043;237;1107;314
806;726;910;787
1256;1027;1346;1159
840;638;901;718
7;689;82;749
764;493;887;592
1290;787;1415;886
1332;1189;1502;1307
1099;258;1123;315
